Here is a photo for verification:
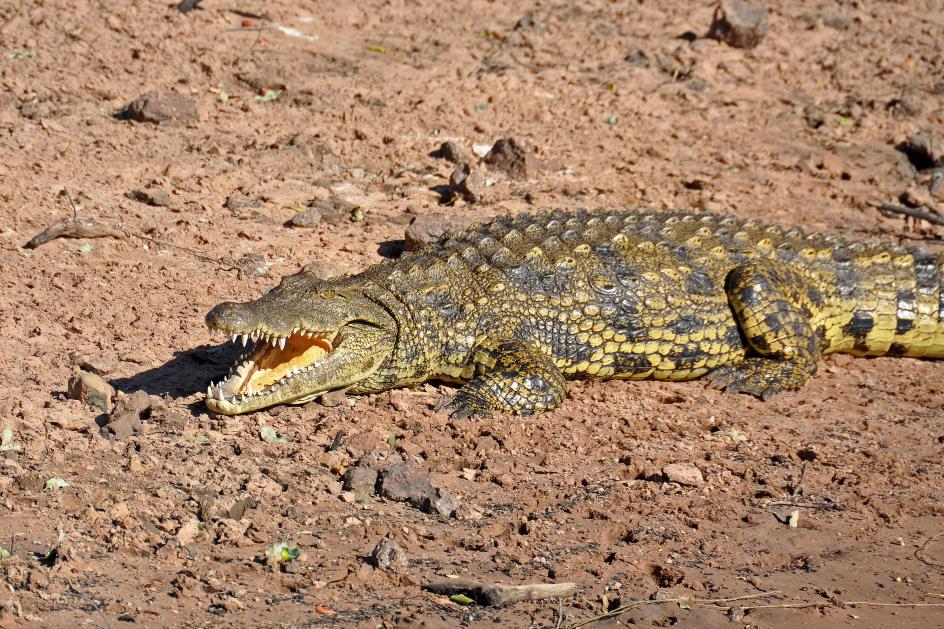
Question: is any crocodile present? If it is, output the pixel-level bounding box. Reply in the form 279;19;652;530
203;208;944;416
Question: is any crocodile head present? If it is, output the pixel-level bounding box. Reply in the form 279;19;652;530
203;269;396;414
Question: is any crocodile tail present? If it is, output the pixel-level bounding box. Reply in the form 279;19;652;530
832;248;944;358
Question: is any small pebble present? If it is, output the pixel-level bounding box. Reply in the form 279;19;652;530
319;390;347;407
77;354;118;376
120;91;198;124
707;0;768;49
662;463;704;487
127;188;172;207
67;371;114;412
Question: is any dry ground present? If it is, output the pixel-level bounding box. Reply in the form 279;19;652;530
1;0;943;627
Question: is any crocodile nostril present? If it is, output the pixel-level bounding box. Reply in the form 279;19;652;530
205;301;252;329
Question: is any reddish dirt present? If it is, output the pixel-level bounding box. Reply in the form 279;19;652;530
2;1;943;627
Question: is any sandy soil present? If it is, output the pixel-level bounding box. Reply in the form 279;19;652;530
1;0;943;627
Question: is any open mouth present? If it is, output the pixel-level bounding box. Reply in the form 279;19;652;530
206;328;336;404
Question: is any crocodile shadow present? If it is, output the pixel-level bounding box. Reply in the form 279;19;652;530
111;342;242;399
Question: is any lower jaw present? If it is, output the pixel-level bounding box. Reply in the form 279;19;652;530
205;388;282;414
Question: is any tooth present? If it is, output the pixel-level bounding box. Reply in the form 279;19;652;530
207;385;212;396
241;334;249;346
215;387;224;401
278;337;286;350
247;384;254;396
231;333;238;344
251;331;258;341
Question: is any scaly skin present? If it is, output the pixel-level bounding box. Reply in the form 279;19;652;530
203;208;944;416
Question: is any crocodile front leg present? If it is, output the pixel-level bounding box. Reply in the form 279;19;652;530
706;260;824;399
438;338;566;418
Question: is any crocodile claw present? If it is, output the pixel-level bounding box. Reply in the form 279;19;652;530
434;393;492;420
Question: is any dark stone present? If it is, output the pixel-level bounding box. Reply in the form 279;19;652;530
433;140;470;164
897;129;944;170
119;91;198;124
127;188;172;207
368;537;407;572
448;162;486;203
420;488;462;517
707;0;768;49
483;138;542;180
176;0;202;13
379;462;435;504
342;465;378;501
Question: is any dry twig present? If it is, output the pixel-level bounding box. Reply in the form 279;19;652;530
915;531;944;568
868;200;944;226
567;589;944;628
427;578;577;606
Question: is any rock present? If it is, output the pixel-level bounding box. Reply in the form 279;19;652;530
302;260;349;280
483;138;542;180
105;411;141;440
319;390;347;407
67;371;114;412
819;153;847;179
176;518;202;544
233;253;270;278
899;129;944;169
225;194;261;213
316;196;358;226
663;463;704;487
421;488;462;517
127;188;172;207
404;212;488;251
707;0;768;49
115;391;154;416
342;465;378;501
104;391;156;439
286;207;322;228
76;354;118;376
368;537;407;572
379;462;435;504
449;162;486;203
120;91;198;124
434;140;470;164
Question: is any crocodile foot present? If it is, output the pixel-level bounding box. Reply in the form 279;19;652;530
434;392;493;420
705;357;813;400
